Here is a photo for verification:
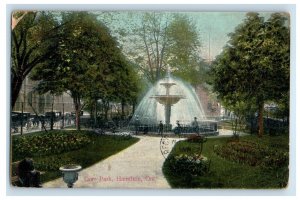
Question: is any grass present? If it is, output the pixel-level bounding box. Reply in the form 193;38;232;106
162;133;289;189
11;130;139;183
218;119;247;132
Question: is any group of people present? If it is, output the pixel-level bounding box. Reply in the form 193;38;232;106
134;116;200;136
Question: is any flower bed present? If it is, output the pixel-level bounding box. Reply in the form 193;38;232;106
163;135;289;189
214;140;288;169
186;134;207;143
167;153;210;177
12;131;91;160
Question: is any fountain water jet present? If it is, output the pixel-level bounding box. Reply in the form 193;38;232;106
132;70;207;128
150;73;185;126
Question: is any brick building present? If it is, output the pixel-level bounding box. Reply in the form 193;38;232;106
195;84;221;120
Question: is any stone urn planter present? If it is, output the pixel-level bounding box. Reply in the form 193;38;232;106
59;164;82;188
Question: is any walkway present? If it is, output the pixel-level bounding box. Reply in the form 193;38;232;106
43;136;180;189
43;129;246;188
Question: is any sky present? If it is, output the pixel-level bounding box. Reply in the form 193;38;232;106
188;12;273;60
95;11;274;61
188;12;248;60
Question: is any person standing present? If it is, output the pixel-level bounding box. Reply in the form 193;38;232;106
158;121;164;136
192;117;200;135
135;116;140;134
175;120;182;137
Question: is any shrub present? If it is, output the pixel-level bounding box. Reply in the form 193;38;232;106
187;134;207;143
261;151;289;169
214;140;289;169
167;153;210;177
186;135;207;155
12;131;91;160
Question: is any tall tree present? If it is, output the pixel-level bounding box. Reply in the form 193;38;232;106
110;57;141;117
211;12;290;137
83;54;141;121
31;12;140;130
166;14;203;86
123;13;202;84
126;12;170;83
11;11;60;108
31;12;122;130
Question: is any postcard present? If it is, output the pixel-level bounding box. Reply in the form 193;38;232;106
10;10;290;190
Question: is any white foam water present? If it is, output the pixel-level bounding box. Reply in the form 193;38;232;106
132;75;206;126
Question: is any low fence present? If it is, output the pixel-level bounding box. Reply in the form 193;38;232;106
129;121;218;136
11;109;78;134
11;110;219;136
246;117;289;135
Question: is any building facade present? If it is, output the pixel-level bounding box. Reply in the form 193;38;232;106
12;77;74;115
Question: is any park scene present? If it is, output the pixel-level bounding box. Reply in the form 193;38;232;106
10;11;289;189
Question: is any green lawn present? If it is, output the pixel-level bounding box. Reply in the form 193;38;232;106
162;134;289;189
218;119;247;132
11;130;139;183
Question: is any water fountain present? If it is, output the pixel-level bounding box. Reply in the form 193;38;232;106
150;71;185;126
132;69;206;125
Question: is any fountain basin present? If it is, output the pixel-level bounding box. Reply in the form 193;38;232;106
151;95;185;105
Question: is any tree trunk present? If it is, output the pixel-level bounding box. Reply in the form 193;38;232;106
121;101;125;120
50;102;54;130
132;102;136;116
11;75;24;109
76;108;81;131
258;102;264;137
104;101;109;121
73;97;81;131
90;102;94;121
233;118;238;135
94;99;97;128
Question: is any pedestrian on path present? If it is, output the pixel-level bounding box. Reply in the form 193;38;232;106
135;116;140;134
192;117;200;135
158;121;164;136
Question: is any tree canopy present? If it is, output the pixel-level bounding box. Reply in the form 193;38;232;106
121;13;203;85
11;11;61;108
211;12;290;136
30;12;140;130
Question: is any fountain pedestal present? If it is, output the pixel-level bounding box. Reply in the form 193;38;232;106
151;76;184;126
165;104;171;125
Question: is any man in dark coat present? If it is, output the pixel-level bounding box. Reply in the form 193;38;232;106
17;158;41;187
158;121;164;136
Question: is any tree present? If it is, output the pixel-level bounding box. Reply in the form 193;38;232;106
123;13;202;84
12;11;28;30
83;54;141;121
31;12;122;130
211;12;290;137
166;14;204;86
111;58;141;118
11;12;61;109
31;12;140;130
